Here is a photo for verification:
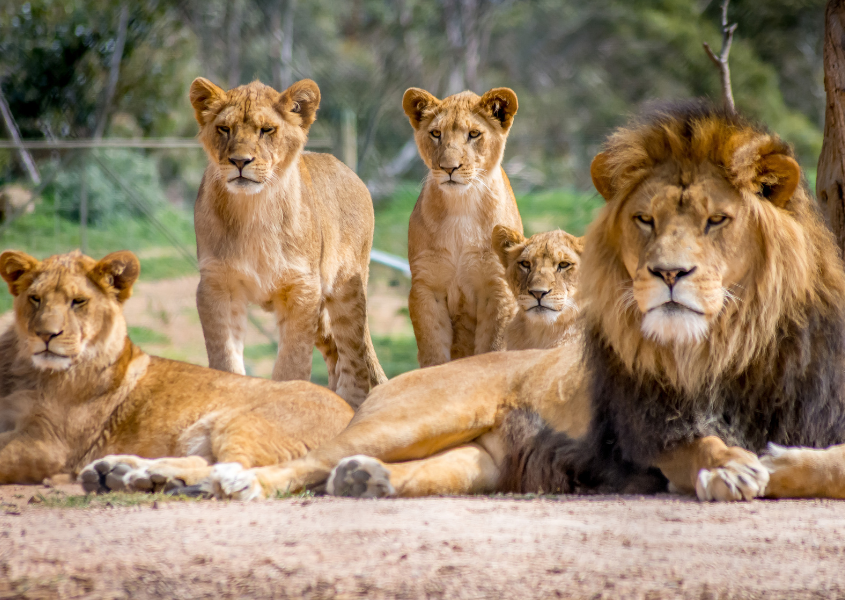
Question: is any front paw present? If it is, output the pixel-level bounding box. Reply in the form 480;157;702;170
210;463;266;501
695;455;769;502
78;455;153;494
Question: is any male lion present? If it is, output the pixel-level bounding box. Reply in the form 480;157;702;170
90;103;845;503
404;86;523;367
493;225;583;350
0;250;353;489
191;77;385;408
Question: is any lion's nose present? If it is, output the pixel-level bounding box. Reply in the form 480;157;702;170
36;330;62;344
648;266;696;289
529;289;550;301
229;157;254;171
440;163;461;175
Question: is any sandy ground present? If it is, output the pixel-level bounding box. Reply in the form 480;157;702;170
1;482;844;599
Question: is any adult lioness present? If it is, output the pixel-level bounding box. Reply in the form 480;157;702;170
0;250;352;488
404;87;523;367
91;103;845;503
191;77;385;408
493;225;583;350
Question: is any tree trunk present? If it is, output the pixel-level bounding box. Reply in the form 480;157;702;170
227;0;244;89
819;0;845;255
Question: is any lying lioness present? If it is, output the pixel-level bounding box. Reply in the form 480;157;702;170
0;250;352;489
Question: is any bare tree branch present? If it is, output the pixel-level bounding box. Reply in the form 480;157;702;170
702;0;737;115
94;3;129;139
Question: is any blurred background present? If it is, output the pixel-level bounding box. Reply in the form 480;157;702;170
0;0;826;379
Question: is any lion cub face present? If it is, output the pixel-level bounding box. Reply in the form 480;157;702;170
0;250;139;371
494;226;583;323
402;87;517;193
592;154;799;347
190;78;321;195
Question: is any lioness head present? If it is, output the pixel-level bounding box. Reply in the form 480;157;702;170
0;250;139;371
494;225;583;323
402;86;517;193
190;78;321;195
582;102;844;388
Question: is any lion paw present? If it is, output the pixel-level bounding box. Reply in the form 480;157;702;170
78;455;212;496
327;455;395;498
210;463;265;501
695;457;769;502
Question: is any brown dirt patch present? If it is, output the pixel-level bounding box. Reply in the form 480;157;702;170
1;486;844;599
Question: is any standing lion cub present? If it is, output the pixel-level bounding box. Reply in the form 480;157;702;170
190;77;385;408
403;86;523;367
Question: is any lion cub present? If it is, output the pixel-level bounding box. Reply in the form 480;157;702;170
493;225;583;350
190;77;385;408
403;86;523;367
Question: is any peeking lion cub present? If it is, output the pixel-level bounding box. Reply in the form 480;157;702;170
190;77;385;408
403;86;523;367
493;225;584;350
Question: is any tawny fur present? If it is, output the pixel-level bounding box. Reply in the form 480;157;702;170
493;225;584;350
191;77;385;408
0;250;353;484
404;87;523;367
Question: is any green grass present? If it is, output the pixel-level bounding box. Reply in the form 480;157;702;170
244;334;419;383
128;325;170;346
25;490;203;509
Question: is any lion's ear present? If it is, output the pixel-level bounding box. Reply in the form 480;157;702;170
402;88;440;129
478;88;518;131
757;153;800;208
189;77;227;127
90;251;140;303
570;235;586;255
590;152;615;202
0;251;39;296
492;224;526;267
279;79;321;130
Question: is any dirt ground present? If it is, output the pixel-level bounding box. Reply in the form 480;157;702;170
1;483;844;599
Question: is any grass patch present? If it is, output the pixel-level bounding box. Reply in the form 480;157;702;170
243;335;418;383
28;490;202;509
138;256;198;281
128;325;170;346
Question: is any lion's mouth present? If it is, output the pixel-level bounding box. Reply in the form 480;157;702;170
650;300;704;315
228;176;261;185
528;304;558;312
35;350;70;359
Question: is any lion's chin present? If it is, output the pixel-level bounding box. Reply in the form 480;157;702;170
31;352;73;371
641;304;709;346
225;177;265;195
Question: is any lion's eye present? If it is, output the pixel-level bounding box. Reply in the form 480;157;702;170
260;127;274;136
557;262;572;271
217;126;230;135
634;214;654;229
519;261;531;270
706;214;730;232
71;298;87;309
469;130;481;139
28;295;40;307
430;129;441;139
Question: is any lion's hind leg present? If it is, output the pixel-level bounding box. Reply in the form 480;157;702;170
761;442;845;499
327;441;501;498
79;455;212;494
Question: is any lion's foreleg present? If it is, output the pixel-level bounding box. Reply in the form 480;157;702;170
271;280;320;383
409;282;452;367
655;436;768;502
761;443;845;499
325;275;376;409
474;271;514;355
0;432;68;484
197;271;248;375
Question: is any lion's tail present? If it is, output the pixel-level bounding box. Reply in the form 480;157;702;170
498;409;667;495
